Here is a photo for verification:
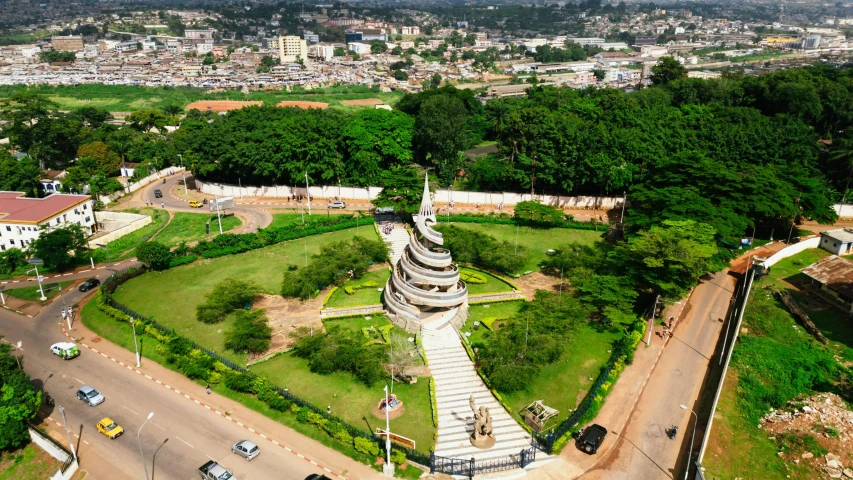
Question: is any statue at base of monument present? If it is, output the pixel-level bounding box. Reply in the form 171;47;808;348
469;395;496;449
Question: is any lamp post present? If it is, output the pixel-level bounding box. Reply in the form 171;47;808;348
26;260;47;301
151;438;169;480
131;318;141;368
58;405;77;462
305;172;311;215
679;405;698;480
620;190;627;224
381;385;394;477
138;412;154;480
178;154;187;195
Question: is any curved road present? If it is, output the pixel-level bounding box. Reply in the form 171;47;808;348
0;271;380;480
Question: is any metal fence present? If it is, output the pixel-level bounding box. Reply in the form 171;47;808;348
430;447;537;477
99;271;429;466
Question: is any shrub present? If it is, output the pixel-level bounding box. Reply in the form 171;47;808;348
196;279;261;324
223;373;255;393
291;327;386;386
169;254;197;268
267;396;291;412
435;225;528;274
296;407;309;423
224;309;272;354
344;286;355;295
391;449;407;466
354;436;380;456
135;241;174;270
334;429;353;445
459;269;487;284
282;237;389;299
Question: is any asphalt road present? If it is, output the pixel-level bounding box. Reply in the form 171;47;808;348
0;274;350;480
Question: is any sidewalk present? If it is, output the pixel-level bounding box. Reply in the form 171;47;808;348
65;310;383;480
528;293;693;479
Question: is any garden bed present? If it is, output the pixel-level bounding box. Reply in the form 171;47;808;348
324;269;390;309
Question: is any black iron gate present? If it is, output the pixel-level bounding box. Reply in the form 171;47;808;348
430;447;537;477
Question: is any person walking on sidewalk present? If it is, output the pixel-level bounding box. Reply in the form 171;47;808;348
206;384;211;395
668;317;674;329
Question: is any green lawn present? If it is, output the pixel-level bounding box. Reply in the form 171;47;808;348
703;248;848;480
460;267;514;295
112;227;381;364
251;351;435;453
266;211;361;230
4;281;70;303
0;441;63;480
325;269;390;309
154;212;241;248
81;293;169;365
95;208;170;261
441;223;603;274
464;301;525;345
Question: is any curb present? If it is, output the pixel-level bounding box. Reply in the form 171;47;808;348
60;324;348;479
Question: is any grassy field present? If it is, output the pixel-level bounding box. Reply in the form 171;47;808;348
112;226;381;364
154;212;241;247
325;269;390;309
460;267;514;295
703;248;849;480
265;211;361;230
442;223;604;274
4;281;70;303
0;441;63;480
462;299;620;429
0;84;403;112
95;208;170;260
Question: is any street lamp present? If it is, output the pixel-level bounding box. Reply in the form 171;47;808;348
679;405;698;480
26;260;47;301
138;412;154;480
178;154;187;195
151;438;169;480
131;318;141;368
381;384;394;477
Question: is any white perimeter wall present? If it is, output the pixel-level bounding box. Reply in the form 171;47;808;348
90;211;152;247
196;180;625;209
762;237;822;268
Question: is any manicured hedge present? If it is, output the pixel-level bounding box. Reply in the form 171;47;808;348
443;213;601;231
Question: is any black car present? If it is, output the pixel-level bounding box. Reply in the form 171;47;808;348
305;475;332;480
78;278;100;292
154;189;163;198
577;424;608;454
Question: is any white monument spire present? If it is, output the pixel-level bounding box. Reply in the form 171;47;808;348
418;173;436;225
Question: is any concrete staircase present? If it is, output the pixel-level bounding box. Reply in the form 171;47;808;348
380;224;409;267
422;319;540;463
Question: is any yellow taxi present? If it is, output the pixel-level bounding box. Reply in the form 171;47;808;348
189;200;203;208
96;418;124;439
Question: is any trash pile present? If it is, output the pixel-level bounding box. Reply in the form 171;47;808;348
760;393;853;478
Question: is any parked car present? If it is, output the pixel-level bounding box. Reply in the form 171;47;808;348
96;417;124;439
154;189;163;198
305;475;332;480
199;460;234;480
231;440;260;461
79;278;100;292
328;201;346;209
50;342;80;360
577;424;608;454
189;200;203;208
77;386;105;407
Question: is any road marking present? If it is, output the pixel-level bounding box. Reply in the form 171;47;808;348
83;440;89;445
176;436;194;448
152;422;166;431
72;377;85;384
206;455;216;461
123;405;139;416
104;395;112;399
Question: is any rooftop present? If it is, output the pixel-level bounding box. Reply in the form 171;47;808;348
0;191;91;224
801;255;853;300
821;228;853;243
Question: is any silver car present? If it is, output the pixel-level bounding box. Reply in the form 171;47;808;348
76;386;105;406
328;201;346;209
232;439;260;461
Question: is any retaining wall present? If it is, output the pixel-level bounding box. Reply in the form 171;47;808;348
90;211;152;247
28;426;78;480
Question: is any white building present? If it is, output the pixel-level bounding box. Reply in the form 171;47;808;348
347;42;371;55
566;37;605;46
278;35;308;63
310;45;335;61
197;43;213;55
114;41;138;54
0;192;95;251
401;26;420;35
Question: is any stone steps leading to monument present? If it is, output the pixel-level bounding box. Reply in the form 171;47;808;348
421;318;546;465
379;224;409;267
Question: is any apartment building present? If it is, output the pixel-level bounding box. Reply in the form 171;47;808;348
401;26;420;35
185;29;216;40
0;192;95;252
115;42;138;54
278;35;308;63
51;35;84;51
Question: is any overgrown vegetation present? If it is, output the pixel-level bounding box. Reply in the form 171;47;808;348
435;224;528;274
196;279;260;324
224;310;272;354
0;340;41;450
291;327;386;387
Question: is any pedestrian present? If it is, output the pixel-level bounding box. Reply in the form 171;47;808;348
67;307;72;317
206;384;211;395
662;324;668;338
161;202;164;208
668;317;674;329
61;309;67;320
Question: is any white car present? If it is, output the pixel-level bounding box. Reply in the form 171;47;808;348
50;342;80;360
328;201;346;209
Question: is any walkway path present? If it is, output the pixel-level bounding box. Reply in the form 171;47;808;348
421;314;539;463
379;223;409;267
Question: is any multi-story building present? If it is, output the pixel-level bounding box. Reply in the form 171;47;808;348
185;29;216;40
566;37;605;46
304;33;320;44
401;26;420;35
347;42;371;55
114;41;138;54
278;35;308;63
0;192;95;252
51;35;84;51
310;45;335;61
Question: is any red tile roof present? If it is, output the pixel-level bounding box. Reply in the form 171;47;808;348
0;192;91;224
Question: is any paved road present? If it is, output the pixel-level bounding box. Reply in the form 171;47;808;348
0;271;379;480
577;270;736;480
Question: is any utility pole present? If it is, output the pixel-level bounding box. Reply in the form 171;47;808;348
58;406;77;462
178;154;187;195
786;192;802;245
305;172;311;215
620;191;627;224
213;196;223;234
131;318;141;368
646;295;659;346
381;385;394;477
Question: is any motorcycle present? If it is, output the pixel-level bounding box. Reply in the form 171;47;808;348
667;425;678;439
44;392;54;407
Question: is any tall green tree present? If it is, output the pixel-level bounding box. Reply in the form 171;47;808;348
649;56;687;86
0;340;41;450
412;94;470;185
0;151;42;197
341;109;414;186
31;224;88;271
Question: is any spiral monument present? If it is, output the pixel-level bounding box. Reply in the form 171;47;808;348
384;174;469;332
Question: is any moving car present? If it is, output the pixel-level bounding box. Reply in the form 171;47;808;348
154;189;163;198
231;439;260;461
189;200;203;208
577;424;608;454
305;476;332;480
77;386;105;407
328;201;346;209
78;278;100;292
96;418;124;439
50;342;80;360
199;460;234;480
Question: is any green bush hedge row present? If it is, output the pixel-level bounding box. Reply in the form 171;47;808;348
344;280;379;295
443;213;600;231
94;292;418;466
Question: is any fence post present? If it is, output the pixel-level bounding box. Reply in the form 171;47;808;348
429;451;435;474
470;457;475;479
